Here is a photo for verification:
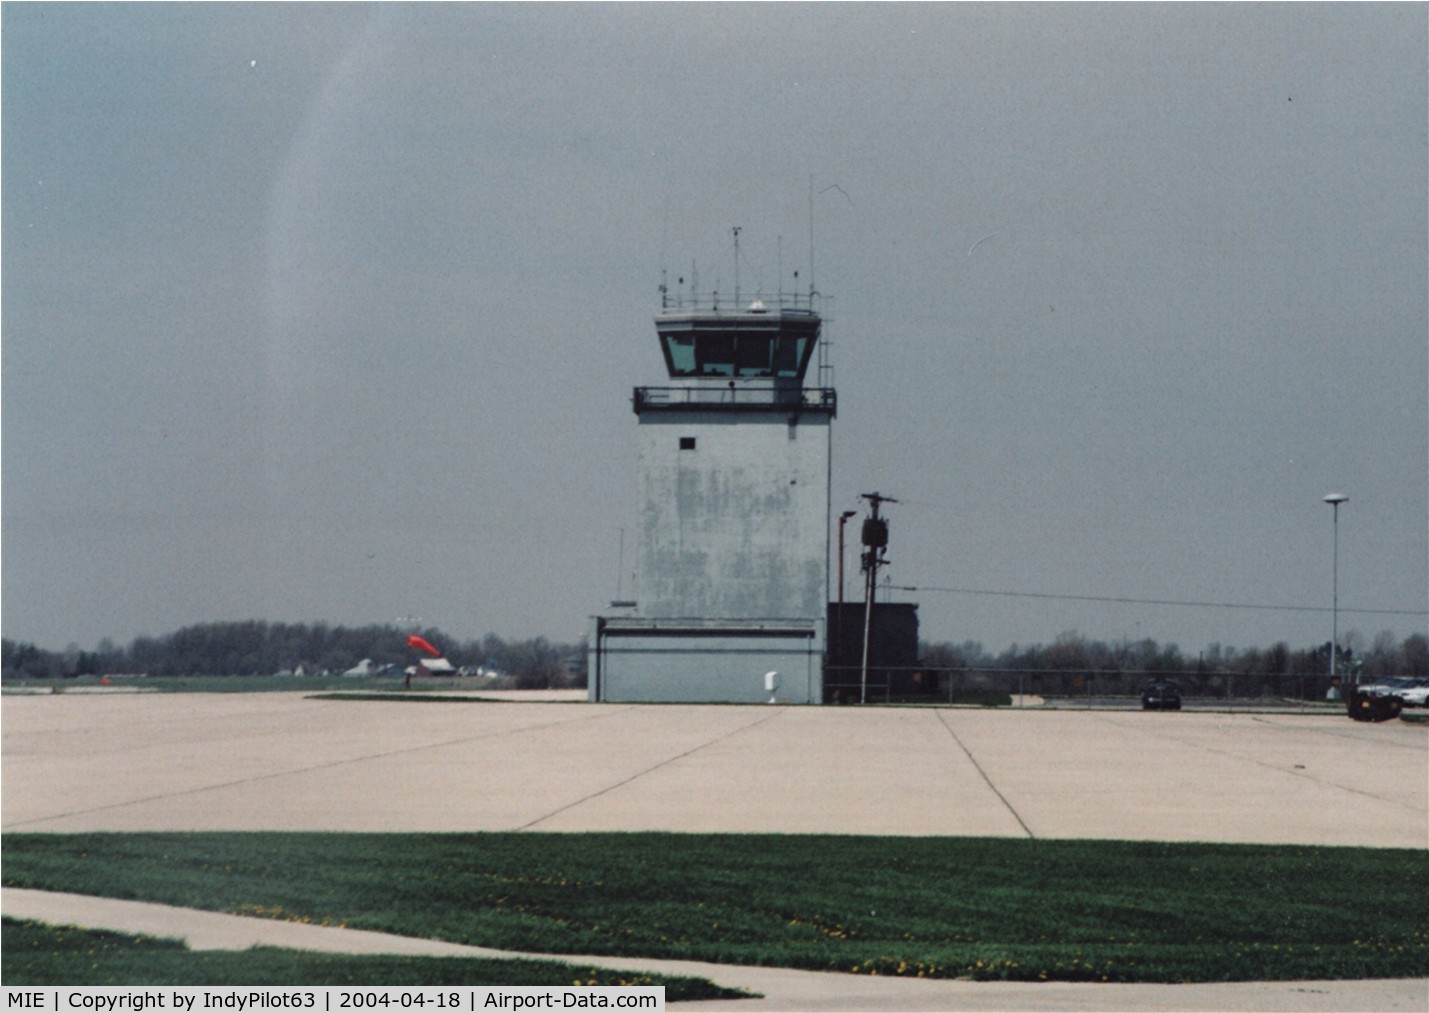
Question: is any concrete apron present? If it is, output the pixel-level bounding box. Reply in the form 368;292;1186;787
2;695;1424;844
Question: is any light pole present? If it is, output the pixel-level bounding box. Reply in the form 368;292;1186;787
1323;493;1348;687
835;510;857;696
837;511;857;609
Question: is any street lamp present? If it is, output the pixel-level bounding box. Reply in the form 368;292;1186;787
1323;493;1348;687
835;510;857;698
837;511;857;608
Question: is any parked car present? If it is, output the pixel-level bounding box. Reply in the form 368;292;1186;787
1356;676;1429;707
1141;679;1182;711
1398;680;1429;707
1348;683;1404;722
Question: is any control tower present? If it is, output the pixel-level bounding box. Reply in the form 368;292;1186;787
590;285;836;703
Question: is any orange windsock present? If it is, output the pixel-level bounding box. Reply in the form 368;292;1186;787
407;634;440;657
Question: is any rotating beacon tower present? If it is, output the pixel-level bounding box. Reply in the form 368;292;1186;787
589;260;836;703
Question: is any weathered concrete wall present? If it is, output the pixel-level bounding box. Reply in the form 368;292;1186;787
633;411;830;622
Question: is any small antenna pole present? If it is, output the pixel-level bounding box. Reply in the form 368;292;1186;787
777;234;783;305
808;175;816;303
732;225;742;306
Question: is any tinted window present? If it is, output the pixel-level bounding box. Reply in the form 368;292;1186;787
697;332;735;376
772;335;807;377
736;335;773;376
664;334;696;374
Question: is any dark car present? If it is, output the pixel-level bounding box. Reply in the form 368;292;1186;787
1347;682;1405;722
1141;679;1182;711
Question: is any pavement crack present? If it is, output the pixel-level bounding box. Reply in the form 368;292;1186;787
517;709;788;830
934;710;1035;838
1090;713;1426;812
1250;714;1429;750
4;707;633;831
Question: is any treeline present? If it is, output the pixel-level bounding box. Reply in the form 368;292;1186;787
1;622;586;689
921;630;1429;680
7;623;1426;692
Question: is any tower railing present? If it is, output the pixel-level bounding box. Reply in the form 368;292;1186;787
633;384;836;415
658;289;824;314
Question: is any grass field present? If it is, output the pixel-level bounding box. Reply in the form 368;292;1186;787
0;918;746;996
5;832;1425;984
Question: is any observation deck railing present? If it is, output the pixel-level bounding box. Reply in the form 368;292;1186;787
633;385;836;415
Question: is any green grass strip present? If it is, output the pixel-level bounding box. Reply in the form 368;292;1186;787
4;833;1426;984
0;918;748;995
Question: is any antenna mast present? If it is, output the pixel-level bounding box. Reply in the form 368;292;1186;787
807;175;816;302
732;225;742;305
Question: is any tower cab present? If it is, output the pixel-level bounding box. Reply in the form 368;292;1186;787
657;302;819;379
635;296;835;414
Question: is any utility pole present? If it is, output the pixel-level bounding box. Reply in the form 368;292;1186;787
859;492;896;703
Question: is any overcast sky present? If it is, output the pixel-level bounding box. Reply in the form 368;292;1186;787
4;3;1426;657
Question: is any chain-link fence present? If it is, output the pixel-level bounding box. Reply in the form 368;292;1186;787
822;665;1349;710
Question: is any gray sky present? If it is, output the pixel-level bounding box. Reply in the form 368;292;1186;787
4;3;1426;657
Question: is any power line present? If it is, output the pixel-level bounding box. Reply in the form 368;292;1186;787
890;585;1428;618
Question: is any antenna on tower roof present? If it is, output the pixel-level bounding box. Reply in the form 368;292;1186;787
777;234;783;305
732;225;742;305
807;175;816;302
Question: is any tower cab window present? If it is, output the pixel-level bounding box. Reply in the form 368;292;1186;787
661;332;810;378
